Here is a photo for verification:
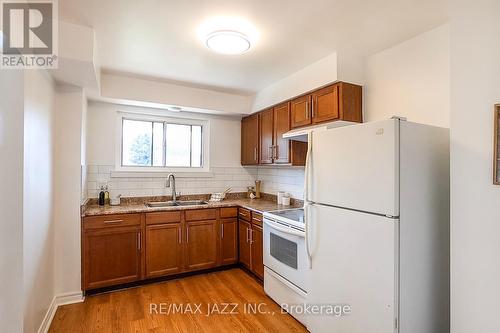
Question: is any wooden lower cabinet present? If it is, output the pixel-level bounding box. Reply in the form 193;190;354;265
185;219;218;271
82;207;265;291
238;210;265;280
251;224;264;280
238;219;252;269
220;218;238;265
145;223;182;278
83;226;141;290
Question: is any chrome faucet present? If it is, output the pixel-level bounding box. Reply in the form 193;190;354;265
166;173;177;202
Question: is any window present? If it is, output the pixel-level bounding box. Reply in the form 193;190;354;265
121;118;203;168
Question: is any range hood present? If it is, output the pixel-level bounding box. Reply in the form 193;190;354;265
282;120;358;142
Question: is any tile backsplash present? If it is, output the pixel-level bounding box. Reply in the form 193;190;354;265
86;165;305;200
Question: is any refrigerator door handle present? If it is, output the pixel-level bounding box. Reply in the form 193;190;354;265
304;202;313;269
304;131;314;269
304;131;313;201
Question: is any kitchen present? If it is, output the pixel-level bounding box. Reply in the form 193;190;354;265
1;1;499;333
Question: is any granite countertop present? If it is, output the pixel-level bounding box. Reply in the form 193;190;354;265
82;195;303;217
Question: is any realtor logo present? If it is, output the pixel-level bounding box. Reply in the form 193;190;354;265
1;0;58;68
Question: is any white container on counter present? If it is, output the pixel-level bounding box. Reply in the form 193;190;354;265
277;191;286;205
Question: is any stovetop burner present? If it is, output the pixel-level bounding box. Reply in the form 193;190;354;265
266;208;304;224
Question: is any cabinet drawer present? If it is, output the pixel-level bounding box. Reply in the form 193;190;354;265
146;211;181;225
83;214;141;230
220;207;238;219
238;208;251;221
185;208;217;221
251;212;263;227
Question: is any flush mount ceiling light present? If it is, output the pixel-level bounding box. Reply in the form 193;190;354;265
205;30;251;55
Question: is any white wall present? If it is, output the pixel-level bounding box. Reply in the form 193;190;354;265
0;71;25;333
23;70;56;333
54;87;85;296
450;1;500;332
252;53;338;112
101;73;253;115
364;24;450;128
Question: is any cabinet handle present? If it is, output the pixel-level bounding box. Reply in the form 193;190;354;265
137;233;141;250
187;228;189;243
239;211;248;217
274;145;279;159
103;219;123;224
268;146;273;160
311;98;315;119
178;227;182;244
253;217;262;223
221;224;224;239
253;147;257;162
246;228;250;243
305;101;309;119
249;229;254;244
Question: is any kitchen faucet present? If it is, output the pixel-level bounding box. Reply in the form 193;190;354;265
166;173;177;202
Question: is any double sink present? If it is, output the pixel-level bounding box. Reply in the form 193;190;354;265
146;200;209;208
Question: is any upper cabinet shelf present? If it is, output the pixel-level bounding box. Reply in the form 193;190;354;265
241;81;362;166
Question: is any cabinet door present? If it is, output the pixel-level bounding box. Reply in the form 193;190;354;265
241;114;259;165
185;220;218;271
259;108;274;164
312;84;339;124
145;223;182;278
238;220;251;269
83;226;141;290
273;102;291;164
251;225;264;280
290;95;312;128
220;218;238;265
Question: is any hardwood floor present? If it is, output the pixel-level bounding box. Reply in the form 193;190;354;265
49;268;308;332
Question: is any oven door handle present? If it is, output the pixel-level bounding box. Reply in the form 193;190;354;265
264;219;305;237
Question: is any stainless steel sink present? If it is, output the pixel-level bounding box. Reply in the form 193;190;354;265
146;200;209;207
146;201;178;207
175;200;209;206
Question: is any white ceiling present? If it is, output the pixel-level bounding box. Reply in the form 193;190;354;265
60;0;448;94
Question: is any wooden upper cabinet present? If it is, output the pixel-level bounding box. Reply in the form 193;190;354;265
241;114;259;165
145;223;182;278
312;84;339;124
273;102;291;164
259;108;274;164
220;218;238;265
83;226;141;290
185;219;218;271
337;82;363;123
290;95;312;129
312;82;362;124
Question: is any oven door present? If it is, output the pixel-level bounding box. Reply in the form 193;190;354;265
263;218;307;292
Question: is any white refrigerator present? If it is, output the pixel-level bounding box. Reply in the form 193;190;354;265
304;118;450;333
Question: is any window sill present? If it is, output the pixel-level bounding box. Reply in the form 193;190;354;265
110;170;214;179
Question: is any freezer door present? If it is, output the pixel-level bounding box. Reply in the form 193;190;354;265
308;119;399;217
306;204;398;333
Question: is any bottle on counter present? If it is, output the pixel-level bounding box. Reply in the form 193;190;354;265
98;186;105;206
104;186;110;205
255;180;261;199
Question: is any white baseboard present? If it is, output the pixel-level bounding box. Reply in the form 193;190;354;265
38;291;84;333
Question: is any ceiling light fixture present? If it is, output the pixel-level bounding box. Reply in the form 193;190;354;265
205;30;251;55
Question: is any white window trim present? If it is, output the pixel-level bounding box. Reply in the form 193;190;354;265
115;112;210;174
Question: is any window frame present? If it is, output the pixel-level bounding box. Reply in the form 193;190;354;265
115;112;210;173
